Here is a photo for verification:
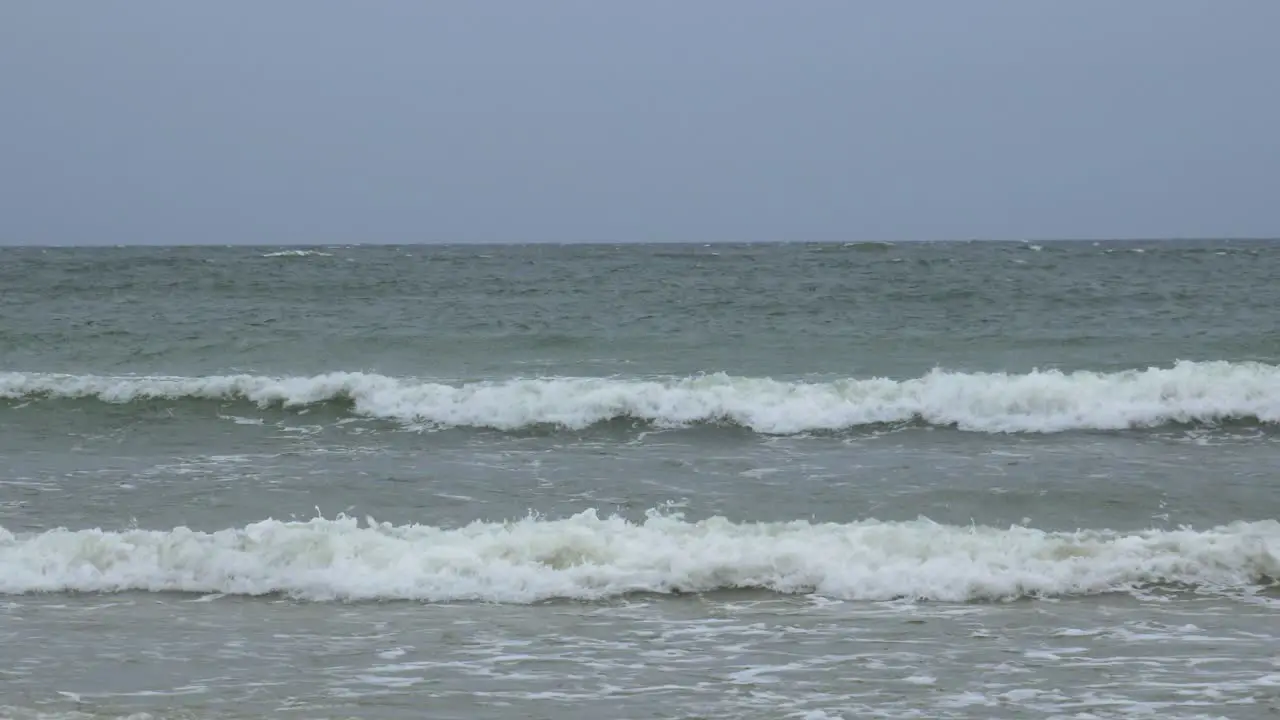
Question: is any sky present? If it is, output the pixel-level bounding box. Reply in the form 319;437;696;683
1;2;1278;246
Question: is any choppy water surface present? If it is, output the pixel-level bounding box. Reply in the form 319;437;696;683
2;240;1278;718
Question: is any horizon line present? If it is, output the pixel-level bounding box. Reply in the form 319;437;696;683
3;236;1279;249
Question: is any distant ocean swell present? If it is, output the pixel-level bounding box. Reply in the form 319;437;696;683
2;512;1276;603
2;360;1279;434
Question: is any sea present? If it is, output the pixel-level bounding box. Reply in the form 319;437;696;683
1;239;1278;719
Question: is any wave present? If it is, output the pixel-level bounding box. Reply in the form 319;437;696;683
3;361;1279;433
2;511;1276;602
260;249;332;257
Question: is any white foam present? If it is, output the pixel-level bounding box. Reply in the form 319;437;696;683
259;249;332;257
4;360;1280;434
2;511;1276;603
0;709;156;720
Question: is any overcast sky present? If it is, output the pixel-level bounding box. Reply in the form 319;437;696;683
2;2;1278;245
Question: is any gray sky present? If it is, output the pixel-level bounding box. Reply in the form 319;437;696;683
2;1;1278;245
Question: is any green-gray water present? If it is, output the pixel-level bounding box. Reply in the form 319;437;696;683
2;240;1279;719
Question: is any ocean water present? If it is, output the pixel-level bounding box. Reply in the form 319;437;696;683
1;239;1278;719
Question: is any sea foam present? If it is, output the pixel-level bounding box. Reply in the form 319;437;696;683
260;249;333;257
2;512;1276;602
2;360;1279;433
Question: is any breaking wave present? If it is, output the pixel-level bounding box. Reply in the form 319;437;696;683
2;512;1276;603
2;360;1279;434
260;249;333;258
